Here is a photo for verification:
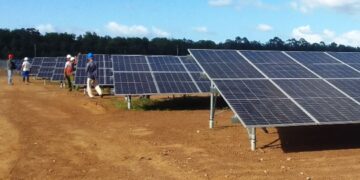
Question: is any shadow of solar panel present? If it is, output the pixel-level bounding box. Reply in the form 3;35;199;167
114;72;157;95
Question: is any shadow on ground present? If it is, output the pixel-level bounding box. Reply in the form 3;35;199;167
271;124;360;153
141;96;228;111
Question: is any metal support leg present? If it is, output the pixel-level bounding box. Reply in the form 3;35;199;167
43;80;46;85
209;83;217;129
247;128;256;151
127;95;132;110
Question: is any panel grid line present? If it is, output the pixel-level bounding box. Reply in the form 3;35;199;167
237;50;320;124
283;51;360;106
145;56;160;93
178;57;202;93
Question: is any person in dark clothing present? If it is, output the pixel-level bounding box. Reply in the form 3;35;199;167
7;54;16;85
85;53;103;98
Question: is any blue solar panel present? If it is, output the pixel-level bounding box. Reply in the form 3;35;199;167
213;79;315;126
189;49;264;79
286;51;339;64
190;73;211;92
275;79;345;98
154;73;199;93
305;64;360;78
240;51;317;78
74;54;113;86
241;51;295;64
296;98;360;123
113;72;157;95
112;55;149;71
147;56;186;72
286;51;360;78
179;56;203;72
51;57;67;81
38;57;57;78
328;79;360;102
328;52;360;64
190;49;360;128
30;57;43;75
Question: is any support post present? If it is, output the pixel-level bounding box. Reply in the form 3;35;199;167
127;95;132;110
43;79;46;85
247;128;256;151
209;83;217;129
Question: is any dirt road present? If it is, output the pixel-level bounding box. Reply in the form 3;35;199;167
0;74;360;179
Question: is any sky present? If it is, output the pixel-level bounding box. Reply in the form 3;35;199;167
1;0;360;46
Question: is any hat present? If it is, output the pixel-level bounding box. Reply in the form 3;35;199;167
87;53;94;59
24;57;29;61
66;54;71;59
70;57;75;61
8;54;14;59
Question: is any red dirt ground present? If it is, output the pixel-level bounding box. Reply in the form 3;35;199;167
0;73;360;179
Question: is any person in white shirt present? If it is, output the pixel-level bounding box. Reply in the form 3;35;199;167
21;57;31;84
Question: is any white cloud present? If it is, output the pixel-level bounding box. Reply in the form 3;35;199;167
194;26;209;33
291;0;360;14
257;24;273;32
105;22;170;38
292;25;360;47
209;0;232;7
152;27;170;37
36;24;56;34
106;22;149;37
334;30;360;47
292;25;323;43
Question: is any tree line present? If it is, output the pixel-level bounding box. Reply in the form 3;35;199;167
1;28;359;59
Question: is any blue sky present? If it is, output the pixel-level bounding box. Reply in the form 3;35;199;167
1;0;360;46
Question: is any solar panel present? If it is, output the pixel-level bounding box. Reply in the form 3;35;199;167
112;55;149;71
190;49;264;79
240;51;317;78
214;79;315;126
74;54;113;86
37;57;57;78
327;52;360;64
113;72;157;95
154;72;199;93
328;79;360;102
190;49;360;128
30;57;43;76
286;51;360;78
111;55;210;95
51;57;66;81
190;72;211;93
147;56;186;72
179;56;203;72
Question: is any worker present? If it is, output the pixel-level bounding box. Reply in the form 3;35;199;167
21;57;31;84
60;54;71;88
64;54;73;91
85;53;103;98
7;54;16;85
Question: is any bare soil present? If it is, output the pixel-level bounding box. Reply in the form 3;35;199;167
0;73;360;179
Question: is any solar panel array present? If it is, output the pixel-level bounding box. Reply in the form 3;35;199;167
37;57;57;79
112;55;210;95
30;57;44;76
189;49;360;128
74;54;114;86
51;57;67;81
